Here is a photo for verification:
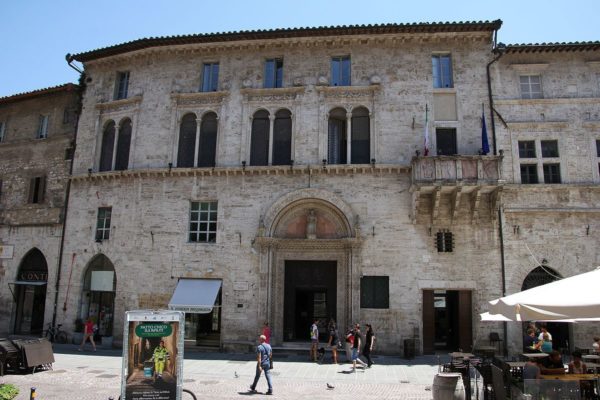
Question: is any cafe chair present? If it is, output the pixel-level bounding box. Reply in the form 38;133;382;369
489;332;503;352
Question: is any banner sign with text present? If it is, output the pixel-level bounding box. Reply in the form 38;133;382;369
121;310;184;400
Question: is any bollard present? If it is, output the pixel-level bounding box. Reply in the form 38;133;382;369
30;387;37;400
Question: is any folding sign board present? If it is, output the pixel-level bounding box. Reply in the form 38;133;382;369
121;310;185;400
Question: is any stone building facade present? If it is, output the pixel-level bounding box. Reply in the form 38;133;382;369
1;21;598;355
491;42;600;352
0;84;79;336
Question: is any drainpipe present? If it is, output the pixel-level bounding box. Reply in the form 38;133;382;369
51;55;85;328
486;42;506;156
486;41;509;355
498;207;508;356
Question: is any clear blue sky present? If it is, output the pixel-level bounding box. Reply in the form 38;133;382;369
1;0;598;98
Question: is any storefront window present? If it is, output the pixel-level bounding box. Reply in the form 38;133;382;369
81;254;116;337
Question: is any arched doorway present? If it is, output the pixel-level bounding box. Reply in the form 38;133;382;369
255;189;359;344
522;266;569;350
14;248;48;334
81;254;117;338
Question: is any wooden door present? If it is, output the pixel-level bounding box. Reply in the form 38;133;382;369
457;290;473;352
422;290;434;354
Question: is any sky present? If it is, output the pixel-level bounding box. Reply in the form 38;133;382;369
0;0;599;98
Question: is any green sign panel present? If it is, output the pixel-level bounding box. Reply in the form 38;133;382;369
135;323;173;338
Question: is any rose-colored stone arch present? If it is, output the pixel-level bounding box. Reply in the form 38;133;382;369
262;188;355;238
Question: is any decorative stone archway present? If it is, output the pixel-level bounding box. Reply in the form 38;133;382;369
254;189;362;344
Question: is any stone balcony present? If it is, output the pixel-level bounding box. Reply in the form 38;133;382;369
410;155;504;224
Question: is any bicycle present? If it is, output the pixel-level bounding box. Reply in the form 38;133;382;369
44;323;68;344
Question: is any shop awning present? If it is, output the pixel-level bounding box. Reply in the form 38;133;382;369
168;279;221;314
11;281;47;286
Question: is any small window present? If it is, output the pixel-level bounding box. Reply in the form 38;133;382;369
331;56;351;86
28;176;46;204
432;54;454;88
541;140;559;158
201;63;219;92
63;109;77;125
520;164;539;184
520;75;542;99
518;141;536;158
436;128;457;155
114;71;130;100
264;59;283;89
0;121;5;142
95;207;112;241
436;230;453;252
596;139;600;157
189;201;218;243
360;276;389;309
543;164;561;184
37;115;49;139
65;147;74;160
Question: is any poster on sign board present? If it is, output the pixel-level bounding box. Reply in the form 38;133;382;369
121;310;184;400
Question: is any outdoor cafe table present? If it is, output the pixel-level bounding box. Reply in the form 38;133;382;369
583;354;600;361
523;353;549;359
539;374;599;382
449;352;474;358
586;362;600;372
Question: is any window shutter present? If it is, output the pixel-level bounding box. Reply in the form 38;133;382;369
0;179;3;202
28;178;36;203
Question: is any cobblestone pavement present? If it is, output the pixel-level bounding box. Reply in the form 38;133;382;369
1;345;439;399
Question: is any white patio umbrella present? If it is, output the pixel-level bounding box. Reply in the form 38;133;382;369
482;267;600;322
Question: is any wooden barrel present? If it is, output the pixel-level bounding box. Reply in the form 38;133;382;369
432;372;466;400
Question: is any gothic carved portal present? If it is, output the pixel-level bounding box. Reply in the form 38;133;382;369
254;189;362;344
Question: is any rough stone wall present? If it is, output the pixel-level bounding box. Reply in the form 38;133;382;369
73;34;495;174
58;170;500;353
491;50;600;352
0;90;78;336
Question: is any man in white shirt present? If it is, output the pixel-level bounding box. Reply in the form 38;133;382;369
538;326;552;342
310;319;319;362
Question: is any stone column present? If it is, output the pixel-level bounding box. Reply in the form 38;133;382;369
346;112;352;165
194;117;202;167
111;122;120;170
268;114;275;165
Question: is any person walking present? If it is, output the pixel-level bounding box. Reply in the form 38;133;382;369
327;322;339;364
310;319;319;362
152;340;169;379
78;318;97;352
363;324;376;368
344;327;354;362
351;324;367;371
262;322;271;344
249;334;273;395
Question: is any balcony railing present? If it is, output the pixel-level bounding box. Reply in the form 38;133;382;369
411;155;503;185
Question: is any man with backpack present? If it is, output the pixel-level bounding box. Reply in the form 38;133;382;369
249;334;273;395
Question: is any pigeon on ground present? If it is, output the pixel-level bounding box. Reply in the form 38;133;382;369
326;383;335;389
234;371;239;378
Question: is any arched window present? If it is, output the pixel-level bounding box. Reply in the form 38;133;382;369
177;113;197;168
250;110;269;166
272;109;292;165
198;112;217;167
99;121;116;172
351;107;370;164
115;118;132;170
327;108;347;164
